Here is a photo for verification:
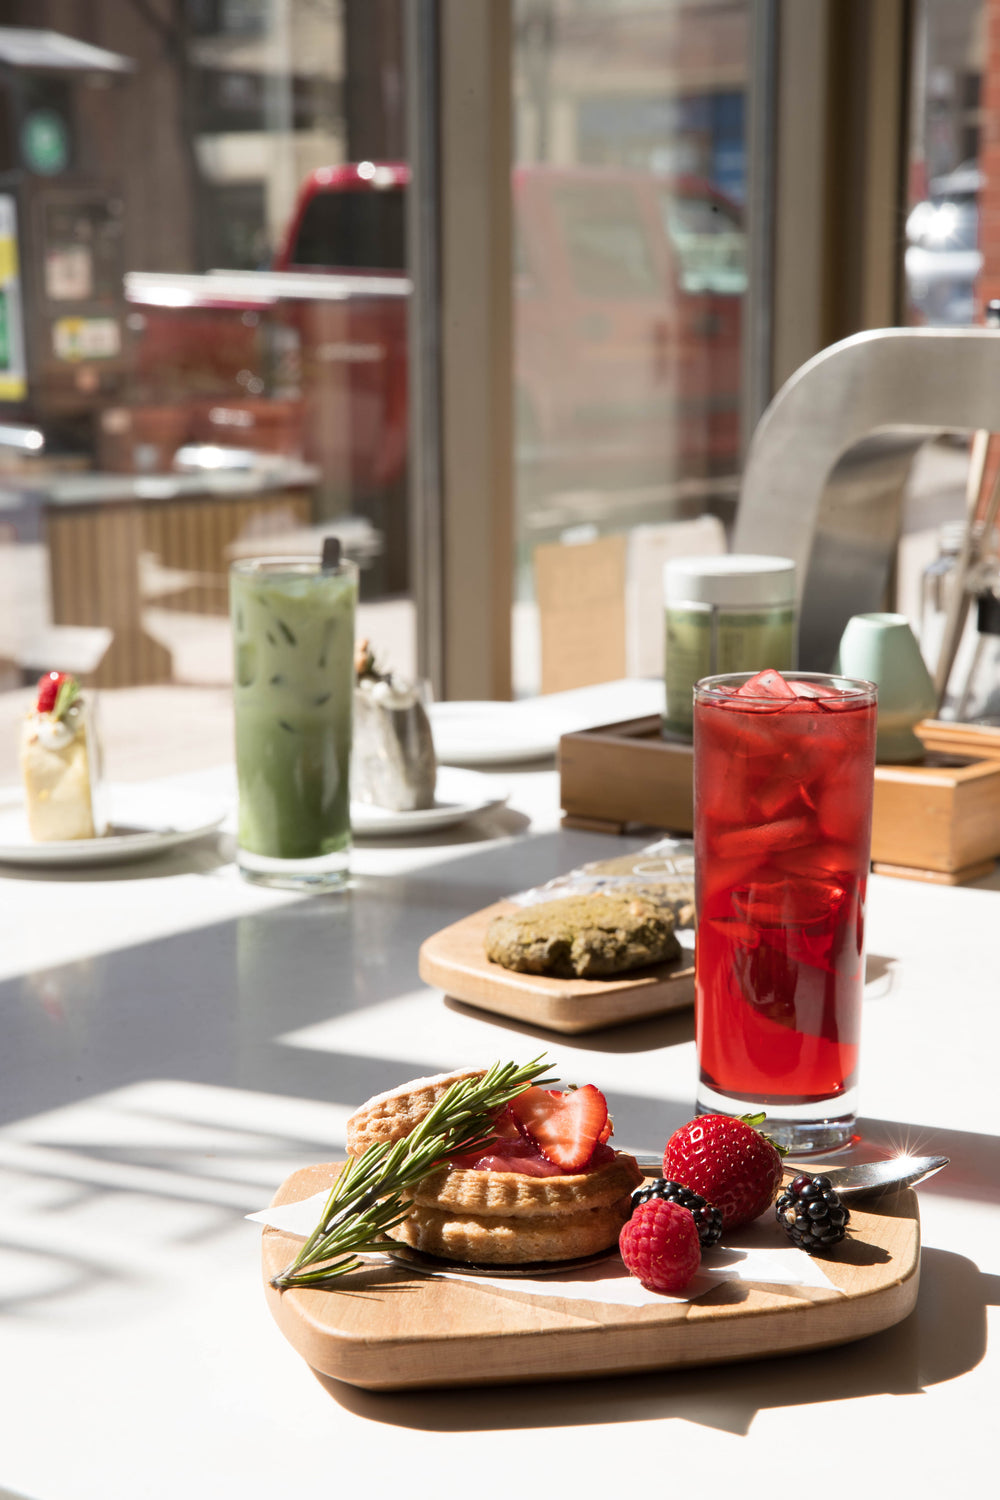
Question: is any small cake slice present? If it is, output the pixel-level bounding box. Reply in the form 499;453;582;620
20;673;104;841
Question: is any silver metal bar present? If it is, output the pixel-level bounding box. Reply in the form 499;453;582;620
733;326;1000;670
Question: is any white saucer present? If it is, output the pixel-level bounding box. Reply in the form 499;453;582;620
350;766;508;835
0;783;227;868
427;702;562;765
428;682;666;766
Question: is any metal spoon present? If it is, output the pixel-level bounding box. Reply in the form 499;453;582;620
634;1153;949;1199
782;1154;950;1199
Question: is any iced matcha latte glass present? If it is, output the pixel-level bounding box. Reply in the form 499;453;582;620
230;555;357;890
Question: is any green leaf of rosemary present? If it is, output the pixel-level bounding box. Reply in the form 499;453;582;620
270;1055;557;1290
52;677;81;722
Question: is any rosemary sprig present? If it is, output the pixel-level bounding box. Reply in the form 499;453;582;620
271;1056;556;1290
52;677;82;722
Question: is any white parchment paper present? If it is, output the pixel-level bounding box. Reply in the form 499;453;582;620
249;1191;841;1307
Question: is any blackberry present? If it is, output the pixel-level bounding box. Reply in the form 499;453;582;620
775;1173;850;1254
631;1179;723;1247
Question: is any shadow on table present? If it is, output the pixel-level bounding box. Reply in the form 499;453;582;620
323;1249;999;1437
854;1115;1000;1208
443;993;697;1053
441;948;897;1057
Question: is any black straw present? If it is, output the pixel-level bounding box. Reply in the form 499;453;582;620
321;536;342;571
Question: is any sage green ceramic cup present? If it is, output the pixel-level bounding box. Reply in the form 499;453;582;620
833;612;936;763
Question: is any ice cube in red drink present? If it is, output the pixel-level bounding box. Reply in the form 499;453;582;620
737;668;796;699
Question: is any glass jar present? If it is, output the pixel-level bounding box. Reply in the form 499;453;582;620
662;554;796;738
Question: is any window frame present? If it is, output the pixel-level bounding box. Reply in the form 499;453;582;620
411;0;913;700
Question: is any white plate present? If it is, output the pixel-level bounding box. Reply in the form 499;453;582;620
427;702;563;765
0;784;228;868
350;766;508;835
428;681;666;766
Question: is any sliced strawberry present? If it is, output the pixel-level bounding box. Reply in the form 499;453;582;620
36;671;71;715
508;1084;610;1172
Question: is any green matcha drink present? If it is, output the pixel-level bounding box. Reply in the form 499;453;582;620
230;556;357;889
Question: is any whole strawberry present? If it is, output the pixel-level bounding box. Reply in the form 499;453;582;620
663;1112;783;1229
619;1198;701;1294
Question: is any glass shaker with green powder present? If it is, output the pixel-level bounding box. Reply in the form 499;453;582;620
662;554;796;738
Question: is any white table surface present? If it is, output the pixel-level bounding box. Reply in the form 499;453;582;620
1;750;998;1500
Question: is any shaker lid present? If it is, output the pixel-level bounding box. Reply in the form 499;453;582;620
663;554;796;607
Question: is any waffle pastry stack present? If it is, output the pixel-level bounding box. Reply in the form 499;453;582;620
345;1068;642;1265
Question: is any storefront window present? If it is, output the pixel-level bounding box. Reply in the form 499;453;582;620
904;0;983;328
512;0;749;695
0;3;412;785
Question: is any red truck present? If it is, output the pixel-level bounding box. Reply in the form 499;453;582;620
123;161;743;543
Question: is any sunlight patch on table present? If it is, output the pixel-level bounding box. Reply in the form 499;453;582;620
276;990;698;1104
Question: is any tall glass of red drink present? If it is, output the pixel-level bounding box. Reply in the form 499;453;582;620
693;669;878;1153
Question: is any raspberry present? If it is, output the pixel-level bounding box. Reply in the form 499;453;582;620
631;1179;724;1247
618;1198;701;1294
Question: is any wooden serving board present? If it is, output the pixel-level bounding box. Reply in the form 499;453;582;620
417;900;694;1034
261;1163;921;1392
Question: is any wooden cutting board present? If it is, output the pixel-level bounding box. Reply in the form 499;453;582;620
261;1162;921;1391
417;900;694;1034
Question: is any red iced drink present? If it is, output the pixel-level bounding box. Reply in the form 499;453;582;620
693;669;877;1152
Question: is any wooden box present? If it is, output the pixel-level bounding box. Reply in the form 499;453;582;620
914;718;1000;761
559;715;1000;885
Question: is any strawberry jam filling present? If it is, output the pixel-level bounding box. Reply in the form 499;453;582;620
448;1087;616;1176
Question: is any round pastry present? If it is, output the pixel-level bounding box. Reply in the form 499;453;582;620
386;1200;634;1265
345;1067;639;1266
346;1067;487;1156
411;1154;642;1218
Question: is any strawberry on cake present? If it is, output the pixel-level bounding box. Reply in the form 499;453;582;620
20;672;103;842
344;1068;642;1265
